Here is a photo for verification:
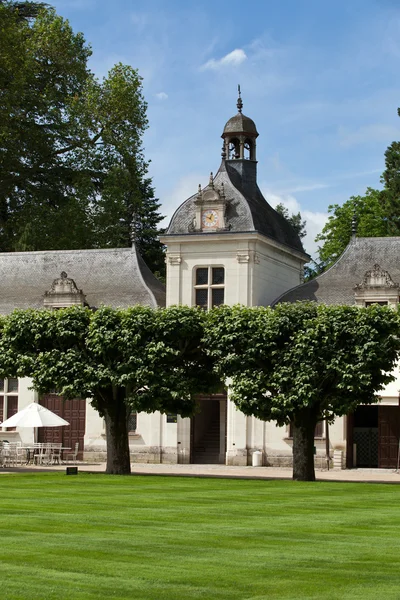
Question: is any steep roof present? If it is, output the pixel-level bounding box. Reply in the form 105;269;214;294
166;159;307;255
0;246;165;314
274;237;400;305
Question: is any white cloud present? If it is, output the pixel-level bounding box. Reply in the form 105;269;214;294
130;13;148;30
278;182;330;194
161;173;209;228
155;92;168;100
339;124;399;147
262;188;328;259
201;49;247;71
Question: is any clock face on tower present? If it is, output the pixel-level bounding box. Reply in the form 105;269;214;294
202;209;219;229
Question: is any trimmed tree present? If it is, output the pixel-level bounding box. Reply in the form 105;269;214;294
204;302;400;481
0;305;218;474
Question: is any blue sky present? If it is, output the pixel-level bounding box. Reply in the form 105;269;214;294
51;0;400;256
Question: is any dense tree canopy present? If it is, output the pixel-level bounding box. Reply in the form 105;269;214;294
315;188;387;268
315;107;400;270
0;4;165;275
204;302;400;481
0;305;219;474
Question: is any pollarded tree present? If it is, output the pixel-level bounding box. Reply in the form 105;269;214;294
204;302;400;481
0;305;219;474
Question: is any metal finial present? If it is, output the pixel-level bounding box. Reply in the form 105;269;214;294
351;211;357;238
237;84;243;113
209;172;214;187
130;213;138;245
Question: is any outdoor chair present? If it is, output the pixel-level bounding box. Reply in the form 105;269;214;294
2;442;22;467
65;442;79;464
33;443;48;465
50;443;62;465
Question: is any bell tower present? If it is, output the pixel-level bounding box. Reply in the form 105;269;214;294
221;86;258;162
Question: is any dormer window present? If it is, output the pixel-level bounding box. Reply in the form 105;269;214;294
354;264;399;308
44;272;87;309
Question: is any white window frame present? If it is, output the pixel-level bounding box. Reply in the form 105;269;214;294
0;378;19;431
193;266;225;310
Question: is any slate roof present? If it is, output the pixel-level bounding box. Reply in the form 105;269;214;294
223;112;258;135
166;159;306;255
274;237;400;306
0;246;165;314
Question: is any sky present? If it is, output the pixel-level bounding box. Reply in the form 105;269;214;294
50;0;400;257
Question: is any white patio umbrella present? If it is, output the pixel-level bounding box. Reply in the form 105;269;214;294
0;402;69;428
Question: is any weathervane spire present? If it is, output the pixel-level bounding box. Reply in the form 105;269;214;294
237;84;243;113
351;210;357;239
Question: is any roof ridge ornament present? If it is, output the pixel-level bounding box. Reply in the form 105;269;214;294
237;84;243;113
209;172;214;188
351;210;357;238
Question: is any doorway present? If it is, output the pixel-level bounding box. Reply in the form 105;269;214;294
191;394;227;464
347;405;400;468
353;406;378;467
38;394;86;460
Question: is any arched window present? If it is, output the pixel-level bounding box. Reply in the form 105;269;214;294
244;138;253;160
228;138;240;160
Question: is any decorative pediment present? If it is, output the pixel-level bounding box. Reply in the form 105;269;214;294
194;173;227;207
354;264;399;290
44;272;86;308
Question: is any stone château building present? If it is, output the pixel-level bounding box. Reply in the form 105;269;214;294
1;96;399;469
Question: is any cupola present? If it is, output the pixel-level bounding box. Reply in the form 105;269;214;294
221;86;259;161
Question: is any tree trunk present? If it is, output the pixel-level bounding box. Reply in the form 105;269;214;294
103;392;131;475
292;409;318;481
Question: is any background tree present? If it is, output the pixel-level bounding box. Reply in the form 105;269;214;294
0;0;47;20
380;129;400;235
275;203;307;239
204;302;400;481
0;305;219;474
315;188;387;268
0;4;165;276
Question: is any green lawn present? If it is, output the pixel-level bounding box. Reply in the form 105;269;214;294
0;474;400;600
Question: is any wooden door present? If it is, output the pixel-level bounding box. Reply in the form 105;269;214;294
38;395;86;460
378;406;400;468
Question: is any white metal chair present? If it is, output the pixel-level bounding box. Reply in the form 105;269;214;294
2;442;21;467
50;443;62;465
33;443;47;465
65;442;79;464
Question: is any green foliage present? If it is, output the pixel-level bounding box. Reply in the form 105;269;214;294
315;188;387;267
205;302;400;423
204;302;400;479
0;305;217;416
0;5;165;276
380;135;400;235
0;1;47;20
275;203;307;239
316;107;400;268
0;305;218;472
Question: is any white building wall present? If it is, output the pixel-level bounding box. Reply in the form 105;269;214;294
0;377;37;446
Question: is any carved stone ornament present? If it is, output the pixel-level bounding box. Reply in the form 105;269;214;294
354;264;399;289
195;174;227;207
168;253;182;266
44;272;86;308
236;251;250;264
